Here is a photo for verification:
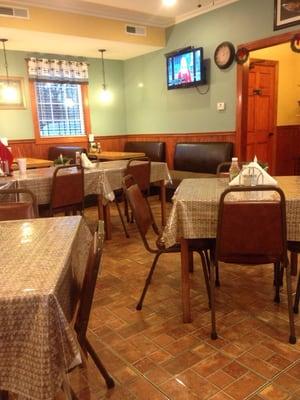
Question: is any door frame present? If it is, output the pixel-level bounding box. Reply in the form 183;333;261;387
236;29;300;173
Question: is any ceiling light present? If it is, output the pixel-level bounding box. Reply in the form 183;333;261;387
162;0;176;7
0;38;17;103
99;49;112;104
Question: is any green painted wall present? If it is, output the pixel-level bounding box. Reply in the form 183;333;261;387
0;50;126;140
124;0;299;134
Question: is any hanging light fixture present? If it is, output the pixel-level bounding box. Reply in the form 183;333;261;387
99;49;112;103
0;39;17;102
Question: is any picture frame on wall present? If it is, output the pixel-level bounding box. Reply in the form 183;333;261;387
0;77;26;109
274;0;300;30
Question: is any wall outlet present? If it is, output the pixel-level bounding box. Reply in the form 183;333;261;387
217;102;225;111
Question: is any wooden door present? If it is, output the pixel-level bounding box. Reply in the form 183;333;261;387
247;60;278;171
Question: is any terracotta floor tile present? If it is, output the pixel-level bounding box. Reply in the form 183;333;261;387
175;369;219;399
193;352;232;377
193;342;218;360
152;333;176;347
160;378;201;400
248;344;275;360
205;369;235;390
133;358;157;374
286;363;300;380
222;361;248;379
266;354;293;370
145;365;172;385
273;371;300;394
237;353;280;379
258;383;290;400
147;349;173;364
162;351;201;375
127;376;169;400
224;371;266;400
164;335;200;355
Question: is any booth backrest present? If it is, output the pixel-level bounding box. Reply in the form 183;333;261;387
124;141;166;162
48;146;87;163
174;142;234;174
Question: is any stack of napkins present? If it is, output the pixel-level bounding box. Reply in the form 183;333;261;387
81;153;96;169
229;161;277;186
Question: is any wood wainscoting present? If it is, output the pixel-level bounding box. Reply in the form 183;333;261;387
8;132;236;169
276;125;300;175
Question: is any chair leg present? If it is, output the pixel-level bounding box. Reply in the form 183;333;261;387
285;263;296;344
206;248;220;287
294;273;300;314
115;200;129;238
84;338;115;389
188;251;194;273
0;391;8;400
136;252;161;310
210;261;218;340
198;251;211;308
274;262;281;304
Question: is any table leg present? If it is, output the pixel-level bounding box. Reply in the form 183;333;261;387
97;195;112;240
290;252;298;277
181;238;191;323
159;180;166;227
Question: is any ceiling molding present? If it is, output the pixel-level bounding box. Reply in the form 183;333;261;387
5;0;174;27
175;0;239;24
5;0;240;28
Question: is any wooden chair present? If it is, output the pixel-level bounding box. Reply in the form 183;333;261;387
114;157;151;238
209;185;296;344
0;188;38;220
50;165;84;216
122;174;214;310
72;221;114;391
286;241;300;314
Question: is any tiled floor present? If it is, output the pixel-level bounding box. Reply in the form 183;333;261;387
62;197;300;400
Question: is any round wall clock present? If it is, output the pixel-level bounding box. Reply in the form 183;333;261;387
235;47;249;64
291;34;300;53
214;41;235;70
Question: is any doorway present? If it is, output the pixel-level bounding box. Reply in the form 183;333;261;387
246;59;278;168
236;29;300;174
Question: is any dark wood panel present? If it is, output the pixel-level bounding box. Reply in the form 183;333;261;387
276;125;300;175
8;131;236;169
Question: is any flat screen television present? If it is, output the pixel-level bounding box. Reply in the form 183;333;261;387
166;47;206;90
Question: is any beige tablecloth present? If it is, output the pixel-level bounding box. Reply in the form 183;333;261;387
162;176;300;248
0;216;92;400
0;161;170;205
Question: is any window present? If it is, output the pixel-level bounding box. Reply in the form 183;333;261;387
35;81;85;137
30;80;90;144
27;58;91;144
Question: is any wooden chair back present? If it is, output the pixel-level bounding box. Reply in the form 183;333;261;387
123;174;160;253
50;165;84;215
74;221;104;345
215;186;287;265
0;188;38;220
125;157;151;194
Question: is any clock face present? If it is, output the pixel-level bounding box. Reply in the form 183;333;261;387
214;42;235;69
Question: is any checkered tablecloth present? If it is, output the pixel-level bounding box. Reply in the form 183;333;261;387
162;176;300;248
0;161;170;205
0;216;92;399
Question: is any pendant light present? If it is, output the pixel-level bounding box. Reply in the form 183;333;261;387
0;39;17;102
99;49;112;103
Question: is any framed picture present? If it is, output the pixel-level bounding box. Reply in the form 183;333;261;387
274;0;300;30
0;76;26;109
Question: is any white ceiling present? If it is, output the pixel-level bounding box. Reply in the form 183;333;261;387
3;0;239;59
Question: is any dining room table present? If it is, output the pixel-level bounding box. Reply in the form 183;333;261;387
161;176;300;323
0;160;171;239
88;150;146;161
0;215;92;400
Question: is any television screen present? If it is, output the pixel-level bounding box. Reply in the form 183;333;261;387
167;47;205;90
